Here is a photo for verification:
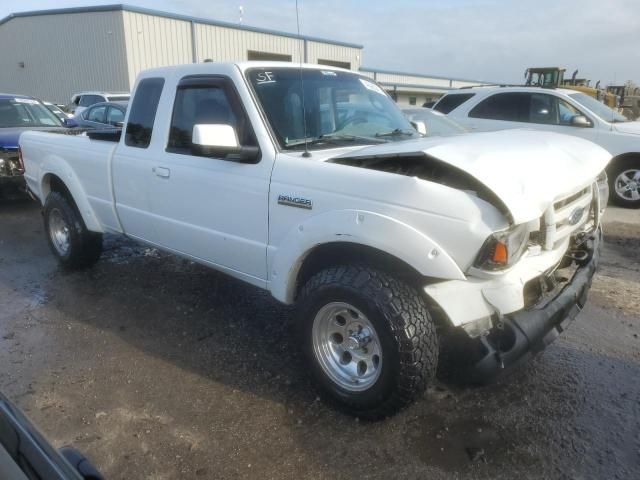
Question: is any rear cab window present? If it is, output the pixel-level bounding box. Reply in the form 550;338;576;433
433;93;476;114
125;78;165;148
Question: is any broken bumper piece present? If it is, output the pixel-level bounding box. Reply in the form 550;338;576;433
463;227;601;383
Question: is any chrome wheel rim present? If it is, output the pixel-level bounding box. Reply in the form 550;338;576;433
312;302;382;392
614;169;640;202
48;208;70;256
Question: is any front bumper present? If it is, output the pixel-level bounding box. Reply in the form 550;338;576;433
448;228;601;383
0;175;27;197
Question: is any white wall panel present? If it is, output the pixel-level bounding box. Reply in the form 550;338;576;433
122;11;193;86
307;41;360;70
0;11;128;103
194;23;304;63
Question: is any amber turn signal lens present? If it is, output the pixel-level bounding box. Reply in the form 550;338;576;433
492;241;508;264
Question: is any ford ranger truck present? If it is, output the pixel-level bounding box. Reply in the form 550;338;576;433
20;63;610;418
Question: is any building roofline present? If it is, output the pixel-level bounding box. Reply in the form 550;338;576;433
360;66;496;85
0;4;364;49
376;82;451;92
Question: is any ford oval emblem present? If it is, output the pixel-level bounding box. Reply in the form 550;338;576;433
568;207;585;226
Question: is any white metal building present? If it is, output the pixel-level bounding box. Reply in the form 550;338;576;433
360;67;492;106
0;4;491;106
0;4;363;103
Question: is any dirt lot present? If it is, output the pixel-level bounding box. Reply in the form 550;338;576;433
1;199;639;480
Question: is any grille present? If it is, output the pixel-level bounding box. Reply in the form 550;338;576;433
540;184;595;251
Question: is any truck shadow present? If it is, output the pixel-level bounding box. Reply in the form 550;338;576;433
41;236;640;473
2;206;639;478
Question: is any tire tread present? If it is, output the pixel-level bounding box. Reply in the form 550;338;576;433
299;265;438;419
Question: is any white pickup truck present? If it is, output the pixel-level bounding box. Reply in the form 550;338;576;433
21;62;610;418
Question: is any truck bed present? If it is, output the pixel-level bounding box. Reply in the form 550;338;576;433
20;129;121;232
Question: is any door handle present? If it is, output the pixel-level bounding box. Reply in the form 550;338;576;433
153;166;170;178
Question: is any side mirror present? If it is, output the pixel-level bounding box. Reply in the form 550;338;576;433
191;124;260;163
570;115;592;128
193;124;239;150
410;120;427;136
114;121;124;128
63;117;78;128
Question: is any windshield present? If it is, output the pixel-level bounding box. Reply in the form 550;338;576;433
402;108;467;136
0;98;62;128
247;68;419;149
568;92;627;123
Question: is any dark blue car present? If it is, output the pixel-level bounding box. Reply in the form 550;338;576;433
0;93;70;198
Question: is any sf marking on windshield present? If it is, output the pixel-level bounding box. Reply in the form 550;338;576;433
278;194;313;210
256;71;276;84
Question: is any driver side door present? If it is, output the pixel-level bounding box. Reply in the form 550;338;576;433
146;75;271;283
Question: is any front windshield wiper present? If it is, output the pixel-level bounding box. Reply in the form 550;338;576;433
284;133;386;149
374;128;417;138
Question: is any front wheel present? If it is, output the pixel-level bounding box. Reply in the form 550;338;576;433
609;158;640;208
298;266;438;419
44;192;103;269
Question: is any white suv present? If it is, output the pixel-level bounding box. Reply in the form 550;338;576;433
435;86;640;208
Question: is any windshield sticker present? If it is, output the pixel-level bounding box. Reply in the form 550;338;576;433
359;79;385;95
13;98;39;105
321;70;337;76
256;71;276;84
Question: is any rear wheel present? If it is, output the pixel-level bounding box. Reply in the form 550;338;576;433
44;192;102;269
298;266;438;419
609;158;640;208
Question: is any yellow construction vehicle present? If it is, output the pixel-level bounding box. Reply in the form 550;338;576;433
607;85;640;120
525;67;618;108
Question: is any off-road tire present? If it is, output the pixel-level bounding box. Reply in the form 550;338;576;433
43;192;103;269
298;266;438;419
608;158;640;208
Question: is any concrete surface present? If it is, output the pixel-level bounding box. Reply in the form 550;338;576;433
1;200;639;480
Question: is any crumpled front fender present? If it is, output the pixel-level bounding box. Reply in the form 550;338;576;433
268;209;466;304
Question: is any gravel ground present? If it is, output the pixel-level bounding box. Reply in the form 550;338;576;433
1;199;639;480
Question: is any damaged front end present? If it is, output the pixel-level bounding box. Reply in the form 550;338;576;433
460;229;599;383
440;181;604;383
329;152;513;221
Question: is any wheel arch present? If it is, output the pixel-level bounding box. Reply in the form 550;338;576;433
607;151;640;170
268;209;466;304
41;172;103;232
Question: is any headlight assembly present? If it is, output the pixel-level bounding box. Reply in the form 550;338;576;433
474;224;530;271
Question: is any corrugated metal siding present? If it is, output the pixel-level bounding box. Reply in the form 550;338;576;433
361;69;490;104
122;11;193;86
0;11;128;103
306;41;360;70
451;79;483;88
374;72;451;88
194;23;303;63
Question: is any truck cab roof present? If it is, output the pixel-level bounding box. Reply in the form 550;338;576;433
136;61;353;79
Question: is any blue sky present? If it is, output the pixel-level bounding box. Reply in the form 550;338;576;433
2;0;639;84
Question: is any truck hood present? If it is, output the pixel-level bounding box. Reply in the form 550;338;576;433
612;121;640;135
332;130;611;224
0;127;66;149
